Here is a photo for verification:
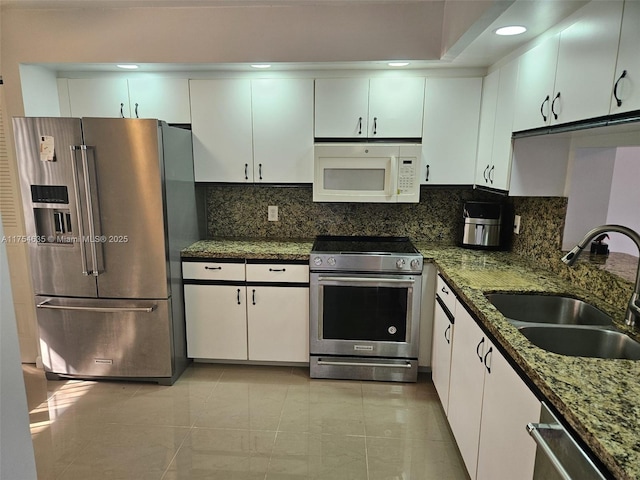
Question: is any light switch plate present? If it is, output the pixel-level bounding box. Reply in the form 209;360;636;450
268;205;279;222
513;215;521;234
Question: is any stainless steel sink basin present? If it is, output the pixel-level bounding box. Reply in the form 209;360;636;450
485;293;613;326
519;326;640;360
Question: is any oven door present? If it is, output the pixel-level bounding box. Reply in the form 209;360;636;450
310;272;421;358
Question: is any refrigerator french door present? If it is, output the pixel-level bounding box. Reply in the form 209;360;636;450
13;117;197;384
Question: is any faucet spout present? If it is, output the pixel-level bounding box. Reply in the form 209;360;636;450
562;224;640;327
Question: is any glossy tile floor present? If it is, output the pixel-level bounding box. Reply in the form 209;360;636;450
23;364;469;480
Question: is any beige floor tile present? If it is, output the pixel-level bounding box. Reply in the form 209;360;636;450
278;399;366;436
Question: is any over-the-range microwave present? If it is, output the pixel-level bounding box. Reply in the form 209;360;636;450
313;143;421;203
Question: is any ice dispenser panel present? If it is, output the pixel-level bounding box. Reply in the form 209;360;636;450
31;185;74;244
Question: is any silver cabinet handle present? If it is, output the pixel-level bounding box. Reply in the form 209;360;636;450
259;163;263;180
244;163;249;180
358;117;362;135
425;164;430;182
476;337;485;362
134;103;139;118
236;288;241;305
120;102;125;118
444;324;451;344
483;346;493;373
613;70;627;107
483;164;490;183
37;299;156;313
204;266;222;270
373;117;378;135
488;165;495;184
540;94;550;122
441;286;449;295
551;92;561;120
252;288;256;305
269;268;286;272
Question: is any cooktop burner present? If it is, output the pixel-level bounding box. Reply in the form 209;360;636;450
310;235;423;273
312;235;418;255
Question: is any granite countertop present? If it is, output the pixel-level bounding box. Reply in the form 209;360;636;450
182;238;639;480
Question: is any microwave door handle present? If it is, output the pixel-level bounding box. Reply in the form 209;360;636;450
389;156;398;197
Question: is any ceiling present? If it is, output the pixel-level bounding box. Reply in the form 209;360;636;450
2;0;590;71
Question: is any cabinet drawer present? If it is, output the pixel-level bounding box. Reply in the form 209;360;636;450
182;261;245;281
436;274;456;315
246;263;309;283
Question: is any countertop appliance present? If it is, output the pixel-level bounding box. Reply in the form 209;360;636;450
13;117;198;385
313;143;421;203
462;201;506;249
309;235;423;382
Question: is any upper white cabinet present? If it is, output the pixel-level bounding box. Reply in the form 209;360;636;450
314;77;425;139
512;36;560;132
475;60;518;191
610;0;640;114
64;77;191;123
190;78;314;183
552;0;624;125
421;77;482;185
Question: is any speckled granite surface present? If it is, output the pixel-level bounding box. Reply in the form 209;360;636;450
182;238;639;480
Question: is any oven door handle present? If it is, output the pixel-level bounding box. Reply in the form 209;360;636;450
317;276;415;286
317;359;413;369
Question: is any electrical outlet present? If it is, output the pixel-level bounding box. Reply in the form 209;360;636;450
268;205;279;222
513;215;521;234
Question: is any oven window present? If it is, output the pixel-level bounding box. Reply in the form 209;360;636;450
322;285;408;341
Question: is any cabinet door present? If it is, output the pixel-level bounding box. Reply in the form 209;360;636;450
447;301;487;479
184;284;248;360
476;346;541;480
127;78;191;123
247;286;309;362
553;0;624;124
513;35;560;132
422;77;481;185
251;79;314;183
190;79;253;182
475;70;499;187
490;60;518;191
368;77;425;138
314;78;370;138
610;0;640;114
431;299;454;414
67;78;130;118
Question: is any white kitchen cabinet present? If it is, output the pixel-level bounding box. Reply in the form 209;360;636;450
512;35;560;132
191;78;313;183
190;79;254;182
476;345;541;480
251;79;314;183
65;77;191;123
475;60;517;191
446;296;539;480
421;77;482;185
610;0;640;114
314;77;425;139
431;275;456;413
67;78;131;118
447;300;487;478
127;78;191;123
182;260;309;363
552;0;624;125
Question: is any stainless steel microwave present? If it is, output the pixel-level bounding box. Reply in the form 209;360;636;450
313;143;421;203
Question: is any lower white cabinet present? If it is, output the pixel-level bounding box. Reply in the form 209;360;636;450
182;260;309;363
445;298;540;480
431;275;455;413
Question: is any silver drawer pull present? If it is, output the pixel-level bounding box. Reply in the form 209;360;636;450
317;360;412;369
204;266;222;270
269;268;286;272
37;300;156;313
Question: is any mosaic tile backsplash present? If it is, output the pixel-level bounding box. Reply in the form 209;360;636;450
204;184;635;311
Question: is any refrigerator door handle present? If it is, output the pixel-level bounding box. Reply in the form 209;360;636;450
79;145;101;277
37;299;157;313
70;145;90;275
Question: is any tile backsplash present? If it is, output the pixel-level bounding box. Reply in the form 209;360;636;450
204;184;635;311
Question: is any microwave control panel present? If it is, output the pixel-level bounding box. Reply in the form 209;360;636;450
398;158;417;194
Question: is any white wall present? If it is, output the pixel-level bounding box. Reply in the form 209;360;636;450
0;215;38;480
19;65;61;117
606;146;640;256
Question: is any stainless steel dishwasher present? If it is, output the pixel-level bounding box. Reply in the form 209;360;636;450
527;402;609;480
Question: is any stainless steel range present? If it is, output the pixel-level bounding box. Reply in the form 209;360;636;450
309;236;423;382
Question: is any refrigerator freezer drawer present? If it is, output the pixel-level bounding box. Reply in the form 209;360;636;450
35;296;173;379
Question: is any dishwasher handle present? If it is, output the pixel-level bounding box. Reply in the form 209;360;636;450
527;422;573;480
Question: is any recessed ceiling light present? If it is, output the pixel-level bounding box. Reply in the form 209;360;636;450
388;62;410;67
116;64;139;70
495;25;527;36
251;64;272;69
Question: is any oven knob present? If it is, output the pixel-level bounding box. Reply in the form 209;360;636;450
313;256;323;266
328;256;336;266
410;259;421;270
396;258;406;269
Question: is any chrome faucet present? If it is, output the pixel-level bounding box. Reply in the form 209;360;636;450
561;225;640;327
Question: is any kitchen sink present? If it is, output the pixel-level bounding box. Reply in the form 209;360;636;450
485;293;613;326
518;326;640;360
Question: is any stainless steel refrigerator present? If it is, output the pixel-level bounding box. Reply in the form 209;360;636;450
13;117;199;385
